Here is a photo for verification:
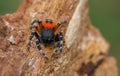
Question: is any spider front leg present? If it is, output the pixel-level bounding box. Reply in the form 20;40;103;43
28;31;49;60
57;19;67;26
28;31;36;50
51;32;63;58
35;37;49;60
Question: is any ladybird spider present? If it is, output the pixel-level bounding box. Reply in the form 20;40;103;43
28;19;67;60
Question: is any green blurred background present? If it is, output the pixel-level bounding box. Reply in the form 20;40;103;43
0;0;119;74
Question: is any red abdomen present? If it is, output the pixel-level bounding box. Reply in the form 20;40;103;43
42;20;54;29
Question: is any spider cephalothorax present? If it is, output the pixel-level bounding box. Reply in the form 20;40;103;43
28;19;67;60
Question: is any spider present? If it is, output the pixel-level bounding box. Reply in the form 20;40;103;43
28;19;67;60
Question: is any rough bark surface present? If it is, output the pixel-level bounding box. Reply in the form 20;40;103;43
0;0;118;76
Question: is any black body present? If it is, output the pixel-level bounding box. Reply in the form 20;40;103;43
40;29;55;45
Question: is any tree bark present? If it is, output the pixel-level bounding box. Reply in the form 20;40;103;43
0;0;118;76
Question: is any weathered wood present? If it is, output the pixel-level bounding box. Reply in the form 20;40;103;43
0;0;118;76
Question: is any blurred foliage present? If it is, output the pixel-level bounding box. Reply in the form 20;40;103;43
0;0;21;15
89;0;120;74
0;0;119;74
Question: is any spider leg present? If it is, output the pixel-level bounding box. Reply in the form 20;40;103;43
51;32;63;58
30;19;42;29
57;19;67;26
28;31;36;50
34;32;49;60
35;37;49;60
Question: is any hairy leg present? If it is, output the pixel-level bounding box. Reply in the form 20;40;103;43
28;31;36;50
35;36;49;60
51;32;63;58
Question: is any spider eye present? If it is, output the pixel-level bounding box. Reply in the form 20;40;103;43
49;20;53;24
46;20;49;23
